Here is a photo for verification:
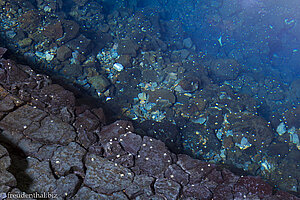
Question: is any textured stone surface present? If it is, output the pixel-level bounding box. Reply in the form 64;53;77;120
0;170;16;187
125;174;154;198
0;105;47;132
24;115;76;145
74;187;128;200
177;154;215;184
24;157;57;193
165;164;189;186
56;174;80;198
84;154;134;194
120;132;142;155
56;45;72;61
135;136;172;177
182;183;212;200
97;120;134;144
51;142;86;176
154;178;181;200
234;176;273;199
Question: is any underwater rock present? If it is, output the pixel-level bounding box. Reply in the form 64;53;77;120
0;145;16;188
87;75;110;93
113;63;124;72
66;34;91;55
147;88;176;106
124;174;154;198
40;84;76;116
171;49;190;61
0;95;15;112
164;164;189;186
178;77;200;93
135;136;172;177
0;47;7;58
84;154;134;194
206;107;224;130
116;55;131;67
61;64;83;77
141;69;159;82
23;115;76;145
233;176;273;199
117;39;138;57
51;142;86;176
28;30;46;43
154;178;181;199
97;120;134;144
56;45;72;61
18;38;32;48
192;97;207;111
24;157;57;194
19;10;41;31
61;20;80;43
183;37;193;49
209;59;240;82
56;174;80;198
276;122;286;136
42;21;63;40
0;105;47;132
119;132;142;155
228;113;273;150
138;120;181;152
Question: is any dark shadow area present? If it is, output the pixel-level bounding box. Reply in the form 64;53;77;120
0;130;32;193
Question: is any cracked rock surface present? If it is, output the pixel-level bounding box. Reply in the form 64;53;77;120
0;47;299;199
